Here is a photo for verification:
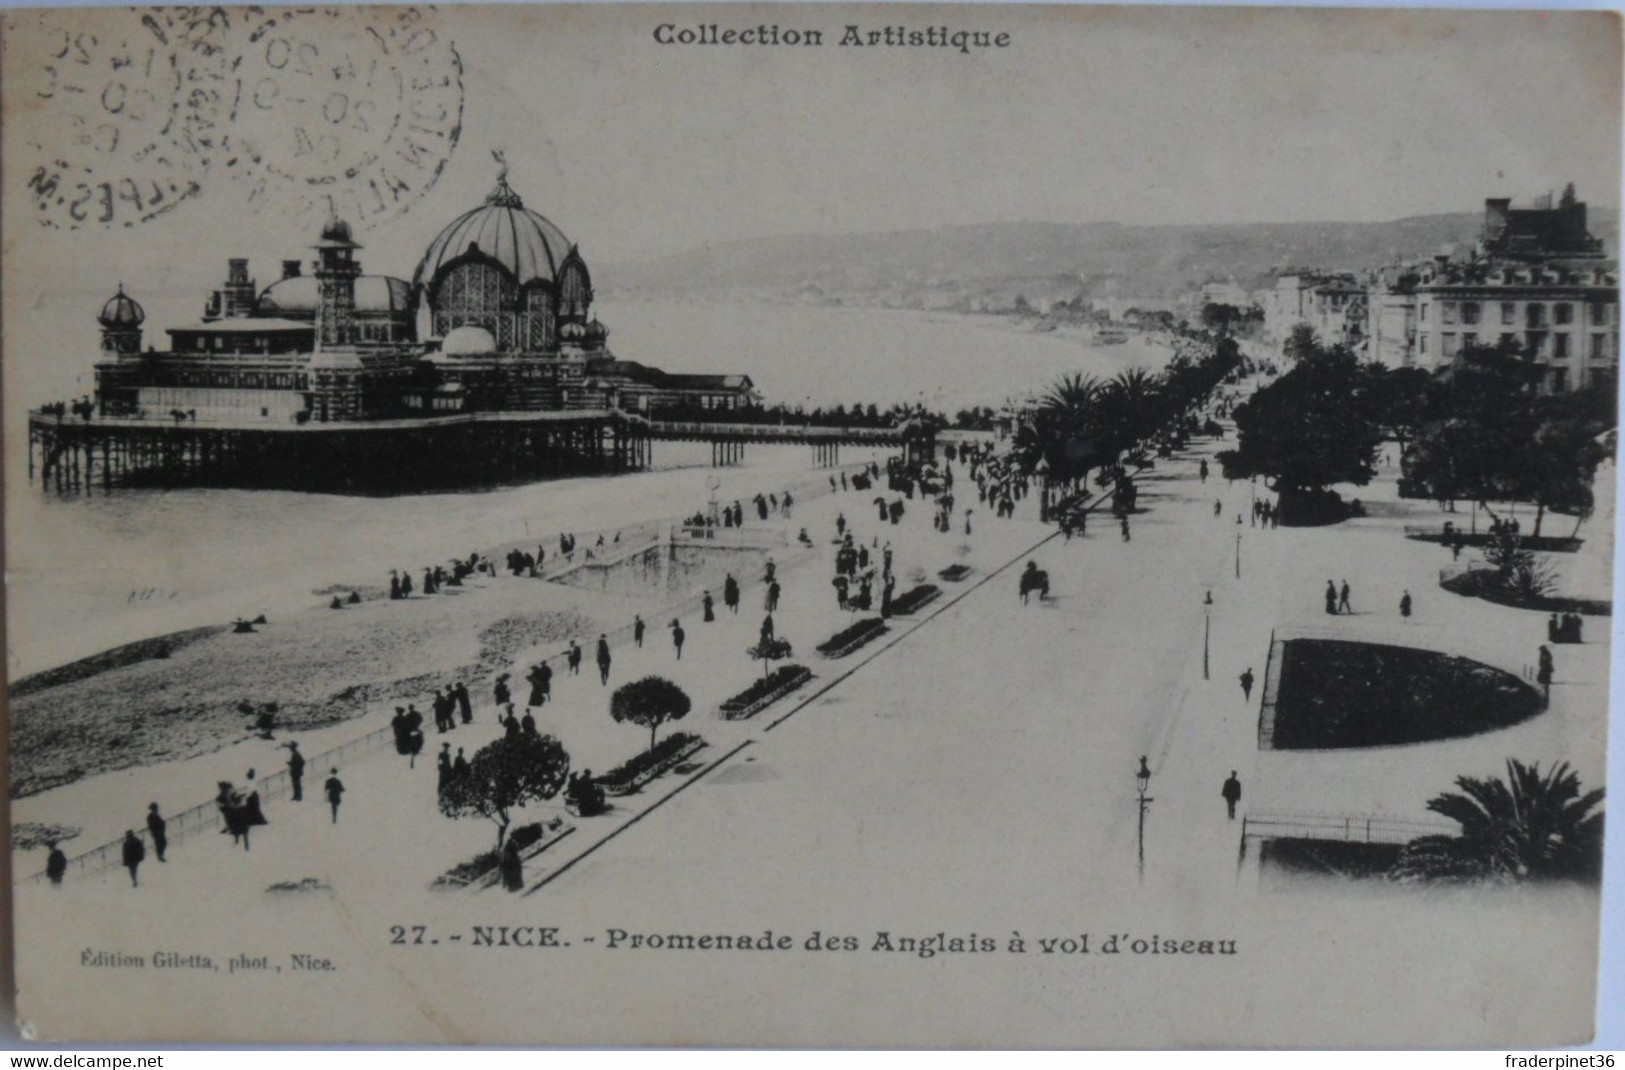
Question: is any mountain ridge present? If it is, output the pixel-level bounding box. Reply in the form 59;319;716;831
601;209;1620;309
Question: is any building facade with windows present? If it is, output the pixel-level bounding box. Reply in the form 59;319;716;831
1408;187;1616;392
93;164;758;424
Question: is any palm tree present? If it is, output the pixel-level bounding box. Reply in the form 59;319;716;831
1391;760;1604;883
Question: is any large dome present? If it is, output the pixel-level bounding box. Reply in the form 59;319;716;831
414;173;574;294
257;275;411;316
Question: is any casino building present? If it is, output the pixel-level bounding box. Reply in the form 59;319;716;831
91;163;758;425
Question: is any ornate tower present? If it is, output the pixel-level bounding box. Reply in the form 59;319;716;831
97;285;145;357
313;216;362;350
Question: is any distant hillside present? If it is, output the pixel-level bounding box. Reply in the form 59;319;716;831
602;210;1618;310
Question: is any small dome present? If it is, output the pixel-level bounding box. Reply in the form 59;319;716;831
320;216;355;245
98;286;145;328
584;318;607;340
441;325;498;357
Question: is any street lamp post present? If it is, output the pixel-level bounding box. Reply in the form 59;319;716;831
1203;590;1213;681
1235;530;1241;580
1136;756;1154;882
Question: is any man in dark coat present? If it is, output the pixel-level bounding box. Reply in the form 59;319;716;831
528;662;552;706
437;743;454;792
146;803;168;863
672;620;686;660
634;615;646;648
453;747;470;781
46;841;67;887
500;838;524;893
454;681;473;724
724;575;740;614
1222;772;1242;820
1239;668;1254;701
285;741;306;801
122;830;145;887
596;635;612;685
567;640;583;675
325;770;345;824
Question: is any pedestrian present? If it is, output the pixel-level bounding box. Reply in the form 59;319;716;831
121;830;145;887
1239;667;1254;701
634;614;646;648
766;580;781;613
1137;755;1151;791
500;837;524;893
1324;580;1338;615
1200;459;1209;483
454;747;470;781
1120;515;1130;542
1400;590;1412;620
760;613;776;642
455;681;472;724
146;803;168;863
45;841;67;887
724;574;740;614
702;591;716;623
325;769;345;824
1222;772;1242;820
1338;580;1351;614
493;674;511;708
285;741;306;801
1537;645;1554;700
596;634;612;685
1214;499;1222;518
567;640;582;675
672;619;685;660
437;743;453;791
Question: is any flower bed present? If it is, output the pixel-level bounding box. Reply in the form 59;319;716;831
597;732;707;796
719;665;812;720
1439;568;1611;616
431;818;567;889
888;584;941;616
816;618;888;658
937;564;973;582
1271;639;1543;750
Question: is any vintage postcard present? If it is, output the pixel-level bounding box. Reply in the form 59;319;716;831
1;3;1617;1047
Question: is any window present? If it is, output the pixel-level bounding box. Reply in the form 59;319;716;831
1592;333;1608;361
1419;335;1428;356
1442;333;1458;358
1461;302;1480;325
1420;303;1430;323
1551;367;1569;393
1526;303;1546;328
1526;330;1547;357
1501;302;1516;325
1553;333;1570;359
1442;302;1458;326
1554;303;1573;325
1463;332;1478;349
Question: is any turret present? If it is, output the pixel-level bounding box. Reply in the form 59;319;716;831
313;216;362;350
97;285;145;358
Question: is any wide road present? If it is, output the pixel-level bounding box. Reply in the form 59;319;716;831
525;435;1598;1048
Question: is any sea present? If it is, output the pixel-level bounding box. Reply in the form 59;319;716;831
3;300;1169;677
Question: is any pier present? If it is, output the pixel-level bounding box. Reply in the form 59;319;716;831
27;407;991;493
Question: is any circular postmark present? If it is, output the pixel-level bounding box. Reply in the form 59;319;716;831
14;8;239;231
222;6;463;234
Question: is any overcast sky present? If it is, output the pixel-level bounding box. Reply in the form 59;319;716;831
3;4;1620;282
